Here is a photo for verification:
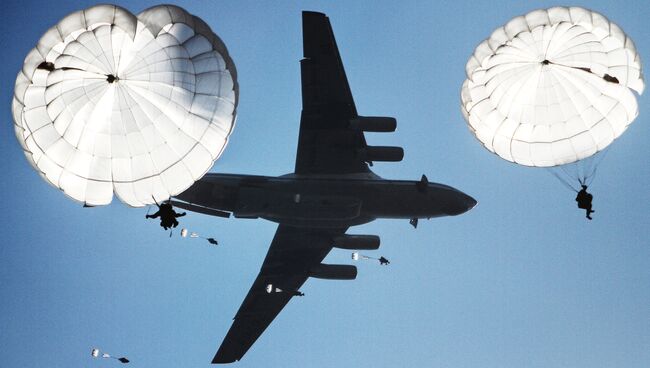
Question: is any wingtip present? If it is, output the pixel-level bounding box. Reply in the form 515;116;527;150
302;10;327;17
212;355;237;364
212;347;243;364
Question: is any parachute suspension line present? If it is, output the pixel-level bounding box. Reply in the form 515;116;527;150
547;147;610;191
585;167;599;187
584;148;610;187
547;168;579;192
151;195;160;208
581;166;589;184
559;163;579;185
576;155;594;185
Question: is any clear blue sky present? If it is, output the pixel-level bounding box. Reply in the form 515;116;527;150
1;1;649;367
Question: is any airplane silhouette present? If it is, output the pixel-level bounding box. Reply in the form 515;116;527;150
173;11;477;363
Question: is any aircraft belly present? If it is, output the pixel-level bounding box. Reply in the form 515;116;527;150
262;216;375;228
360;183;471;219
234;185;372;227
184;175;473;226
360;186;434;218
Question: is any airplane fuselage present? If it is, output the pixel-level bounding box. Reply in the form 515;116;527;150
176;173;476;228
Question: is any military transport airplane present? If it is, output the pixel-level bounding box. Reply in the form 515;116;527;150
172;11;477;364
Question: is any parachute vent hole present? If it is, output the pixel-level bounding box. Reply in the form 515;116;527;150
541;59;550;65
106;74;118;83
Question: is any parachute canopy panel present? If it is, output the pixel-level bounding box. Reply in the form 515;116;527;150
461;7;643;167
13;4;238;206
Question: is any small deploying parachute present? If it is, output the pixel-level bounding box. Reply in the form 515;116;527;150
91;348;129;364
13;4;238;207
461;7;644;189
352;252;390;265
265;283;304;296
180;228;218;245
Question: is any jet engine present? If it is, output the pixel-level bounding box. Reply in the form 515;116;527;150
309;264;357;280
357;146;404;162
350;116;397;132
333;234;380;250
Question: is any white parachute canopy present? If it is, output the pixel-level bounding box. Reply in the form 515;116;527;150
13;4;238;206
461;7;643;167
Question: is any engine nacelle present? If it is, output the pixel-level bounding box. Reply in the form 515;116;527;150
333;234;380;250
350;116;397;132
357;146;404;162
310;264;357;280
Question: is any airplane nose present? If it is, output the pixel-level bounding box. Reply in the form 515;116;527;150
464;193;478;211
443;190;477;216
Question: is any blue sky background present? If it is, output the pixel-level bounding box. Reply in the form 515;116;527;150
1;1;649;367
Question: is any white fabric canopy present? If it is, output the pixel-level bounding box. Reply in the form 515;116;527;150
461;7;643;167
13;4;238;206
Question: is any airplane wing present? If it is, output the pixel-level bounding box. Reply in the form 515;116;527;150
294;11;370;175
212;225;348;363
